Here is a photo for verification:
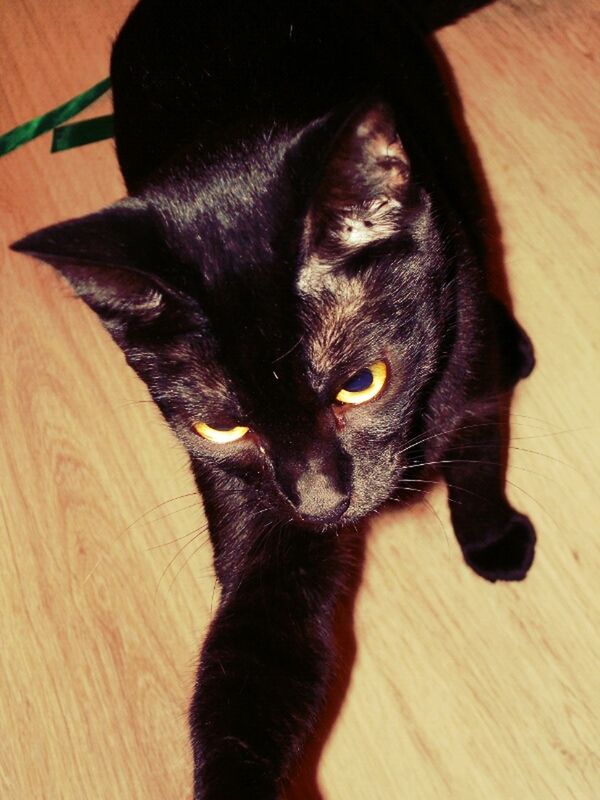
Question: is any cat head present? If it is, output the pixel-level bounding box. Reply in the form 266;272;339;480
12;100;452;529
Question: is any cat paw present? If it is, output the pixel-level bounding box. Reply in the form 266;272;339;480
463;512;536;582
490;297;535;387
514;328;536;381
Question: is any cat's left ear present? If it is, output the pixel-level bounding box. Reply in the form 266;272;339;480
305;100;410;256
11;198;180;323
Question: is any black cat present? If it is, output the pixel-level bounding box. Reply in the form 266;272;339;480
12;0;536;797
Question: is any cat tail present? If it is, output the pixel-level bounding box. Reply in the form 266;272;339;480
398;0;495;32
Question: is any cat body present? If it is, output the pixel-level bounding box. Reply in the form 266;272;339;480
13;1;536;797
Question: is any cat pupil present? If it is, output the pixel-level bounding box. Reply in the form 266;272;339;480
343;368;374;393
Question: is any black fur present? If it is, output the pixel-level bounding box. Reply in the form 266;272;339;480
12;1;536;797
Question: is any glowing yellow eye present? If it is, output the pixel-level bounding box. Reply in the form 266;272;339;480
335;360;388;405
193;422;249;443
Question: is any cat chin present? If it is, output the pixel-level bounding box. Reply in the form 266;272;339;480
271;498;373;533
271;481;397;532
292;512;364;535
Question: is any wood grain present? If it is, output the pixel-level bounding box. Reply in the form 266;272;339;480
1;1;599;798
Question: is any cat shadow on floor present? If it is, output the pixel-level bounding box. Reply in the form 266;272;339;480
429;37;511;309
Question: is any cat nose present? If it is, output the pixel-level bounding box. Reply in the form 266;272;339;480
290;465;351;525
297;495;350;526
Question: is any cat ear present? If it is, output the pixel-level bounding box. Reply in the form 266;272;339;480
305;100;410;256
11;198;173;321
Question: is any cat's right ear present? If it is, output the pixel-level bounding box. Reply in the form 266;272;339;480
11;198;179;323
303;100;411;258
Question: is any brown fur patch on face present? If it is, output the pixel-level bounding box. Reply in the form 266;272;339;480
300;273;373;381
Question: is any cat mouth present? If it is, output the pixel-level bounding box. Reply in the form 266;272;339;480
287;494;351;531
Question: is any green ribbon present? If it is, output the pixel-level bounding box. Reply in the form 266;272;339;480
0;77;113;157
52;114;115;152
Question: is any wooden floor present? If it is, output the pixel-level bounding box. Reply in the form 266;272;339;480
1;1;599;798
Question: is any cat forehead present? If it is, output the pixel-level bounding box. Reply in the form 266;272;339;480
172;237;396;392
174;274;376;399
297;272;388;380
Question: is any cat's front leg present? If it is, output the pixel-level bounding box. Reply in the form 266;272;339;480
189;516;342;800
440;407;536;582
